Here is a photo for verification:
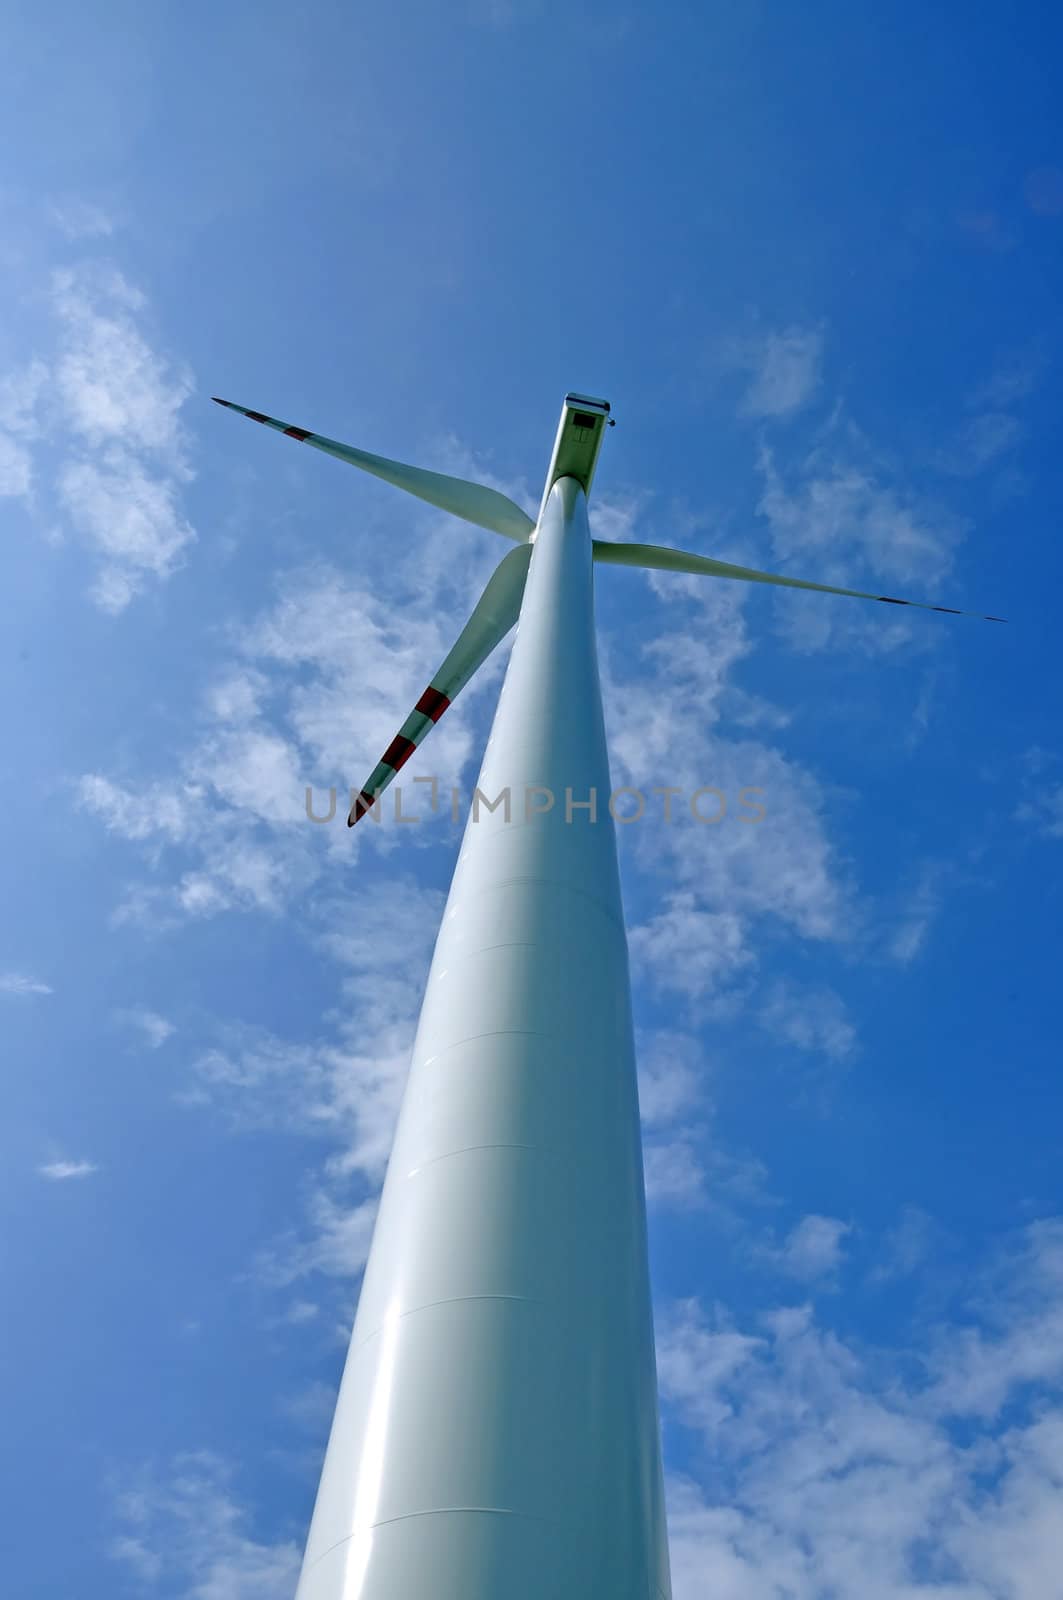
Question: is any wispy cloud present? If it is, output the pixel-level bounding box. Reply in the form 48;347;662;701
39;1159;97;1180
0;971;53;997
729;323;824;419
1016;784;1063;840
660;1219;1063;1599
48;199;116;240
637;1032;713;1208
0;432;33;498
110;1452;301;1598
604;585;854;948
1;263;197;607
635;1031;772;1217
0;358;48;438
937;410;1023;477
968;351;1041;411
870;1205;941;1285
631;895;754;1007
0;357;47;500
116;1007;176;1048
47;264;196;610
172;880;444;1293
755;434;969;653
775;1212;852;1282
759;436;963;586
886;863;945;963
77;773;193;841
759;979;858;1063
59;454;195;613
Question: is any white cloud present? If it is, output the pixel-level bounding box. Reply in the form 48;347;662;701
279;1378;338;1433
589;488;649;547
0;359;47;497
887;864;944;963
59;451;195;611
279;1299;319;1326
928;1220;1063;1421
605;593;853;949
634;1032;770;1217
0;431;33;498
176;880;443;1290
39;1159;97;1180
871;1206;940;1285
776;1213;852;1281
968;355;1039;411
77;773;192;841
206;671;269;724
174;837;309;919
638;1031;705;1130
756;436;966;653
0;358;48;437
732;324;824;419
260;1193;380;1286
0;971;53;996
110;1452;301;1599
52;267;190;457
44;265;196;610
188;726;309;826
759;979;857;1063
48;199;116;240
635;1033;713;1209
759;442;958;582
117;1007;175;1048
659;1221;1063;1600
938;412;1023;477
1015;783;1063;840
657;1299;766;1433
631;895;754;1006
644;1137;713;1208
0;267;194;602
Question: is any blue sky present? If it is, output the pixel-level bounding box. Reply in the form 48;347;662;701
2;3;1063;1595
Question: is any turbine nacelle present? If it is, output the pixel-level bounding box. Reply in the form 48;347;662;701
535;392;613;531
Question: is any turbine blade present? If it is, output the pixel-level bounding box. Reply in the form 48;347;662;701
592;541;1006;622
212;397;535;543
349;544;532;825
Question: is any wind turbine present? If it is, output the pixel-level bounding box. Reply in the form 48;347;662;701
214;391;1002;1600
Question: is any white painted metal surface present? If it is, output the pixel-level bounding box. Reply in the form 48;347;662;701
295;476;671;1600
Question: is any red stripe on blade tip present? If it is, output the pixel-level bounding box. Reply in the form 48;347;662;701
381;734;417;771
415;686;450;722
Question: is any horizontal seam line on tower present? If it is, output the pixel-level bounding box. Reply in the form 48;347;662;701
350;1293;542;1358
303;1507;557;1576
416;1028;555;1068
406;1142;539;1177
371;1505;550;1529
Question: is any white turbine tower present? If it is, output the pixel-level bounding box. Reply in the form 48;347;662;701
214;391;1003;1600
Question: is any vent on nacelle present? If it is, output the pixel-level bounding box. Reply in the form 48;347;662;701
571;411;598;430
